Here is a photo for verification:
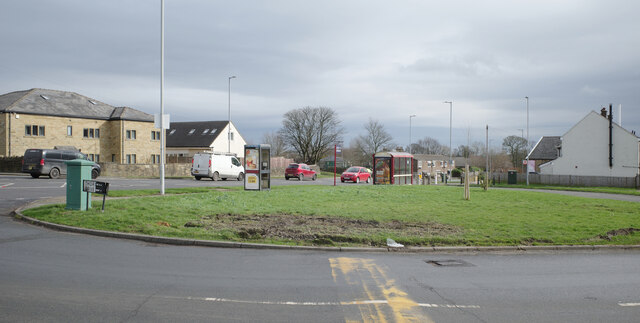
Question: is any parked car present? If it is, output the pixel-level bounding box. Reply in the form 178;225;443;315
341;166;371;183
285;163;317;181
191;152;244;181
22;148;101;179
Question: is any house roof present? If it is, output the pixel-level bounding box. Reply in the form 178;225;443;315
166;121;228;148
527;136;562;160
0;88;153;122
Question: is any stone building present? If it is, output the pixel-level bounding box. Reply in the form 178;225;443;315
0;88;160;164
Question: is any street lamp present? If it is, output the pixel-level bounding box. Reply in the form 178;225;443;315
525;96;530;186
443;101;452;180
409;114;416;154
228;75;236;154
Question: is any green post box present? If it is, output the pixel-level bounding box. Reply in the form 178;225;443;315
66;159;94;210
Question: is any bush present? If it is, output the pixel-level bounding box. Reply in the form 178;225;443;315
451;168;462;178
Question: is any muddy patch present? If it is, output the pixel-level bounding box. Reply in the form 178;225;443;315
593;227;640;241
184;214;461;246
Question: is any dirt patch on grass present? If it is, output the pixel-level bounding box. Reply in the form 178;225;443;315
596;227;640;241
184;214;461;246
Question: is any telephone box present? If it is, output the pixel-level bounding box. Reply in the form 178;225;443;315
373;152;417;185
244;144;271;190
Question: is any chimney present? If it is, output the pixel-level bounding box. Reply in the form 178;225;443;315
600;107;607;117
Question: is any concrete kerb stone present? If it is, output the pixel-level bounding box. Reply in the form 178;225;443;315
11;200;640;254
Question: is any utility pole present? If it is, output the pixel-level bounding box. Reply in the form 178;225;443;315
525;96;529;186
485;125;489;191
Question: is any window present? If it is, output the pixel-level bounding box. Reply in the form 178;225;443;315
151;154;161;164
169;129;176;135
151;131;161;140
67;126;72;136
112;154;116;162
89;154;95;161
25;125;45;136
188;129;195;135
202;129;209;135
83;128;99;138
126;154;137;164
126;130;137;139
95;154;100;163
229;132;234;140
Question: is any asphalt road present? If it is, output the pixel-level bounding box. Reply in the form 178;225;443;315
2;174;640;322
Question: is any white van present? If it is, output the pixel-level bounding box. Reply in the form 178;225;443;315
191;152;244;181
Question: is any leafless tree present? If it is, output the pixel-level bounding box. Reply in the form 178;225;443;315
354;118;393;157
279;106;344;165
262;131;287;156
410;137;447;155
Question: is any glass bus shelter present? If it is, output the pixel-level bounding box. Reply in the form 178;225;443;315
373;152;417;185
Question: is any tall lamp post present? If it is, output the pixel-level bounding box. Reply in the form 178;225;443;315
444;101;453;182
525;96;530;186
228;76;236;154
409;114;416;154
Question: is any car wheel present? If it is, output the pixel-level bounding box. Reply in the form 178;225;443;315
195;176;202;181
237;172;244;181
285;177;290;180
299;174;304;181
91;169;99;179
221;178;228;181
49;168;60;179
366;177;370;184
356;177;360;184
30;173;39;179
312;174;317;181
212;171;220;181
341;179;345;183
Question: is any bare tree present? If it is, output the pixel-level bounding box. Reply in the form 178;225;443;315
502;135;528;169
355;118;393;154
411;137;447;155
279;106;344;164
262;131;287;156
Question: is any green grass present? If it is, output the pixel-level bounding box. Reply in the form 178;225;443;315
21;185;640;247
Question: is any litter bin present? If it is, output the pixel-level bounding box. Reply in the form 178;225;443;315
507;170;517;185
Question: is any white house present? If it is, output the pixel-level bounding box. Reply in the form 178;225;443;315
537;110;640;177
165;121;247;157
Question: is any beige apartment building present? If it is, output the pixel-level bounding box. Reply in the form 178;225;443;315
0;88;161;164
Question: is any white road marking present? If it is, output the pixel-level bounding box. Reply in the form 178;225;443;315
619;302;640;307
0;183;14;188
158;295;480;309
60;183;66;188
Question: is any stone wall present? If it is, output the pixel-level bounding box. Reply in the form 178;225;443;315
100;162;191;178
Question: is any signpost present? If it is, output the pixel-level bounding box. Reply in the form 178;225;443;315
83;180;109;211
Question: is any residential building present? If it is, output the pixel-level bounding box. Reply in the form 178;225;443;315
535;110;640;177
0;88;160;164
165;121;247;158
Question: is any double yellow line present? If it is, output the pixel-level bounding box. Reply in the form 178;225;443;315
330;257;434;323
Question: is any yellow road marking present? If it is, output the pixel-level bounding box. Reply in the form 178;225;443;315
330;257;434;323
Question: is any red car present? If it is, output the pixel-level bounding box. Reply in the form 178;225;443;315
341;166;371;183
285;163;317;181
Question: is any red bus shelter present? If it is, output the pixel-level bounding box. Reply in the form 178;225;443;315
372;152;417;185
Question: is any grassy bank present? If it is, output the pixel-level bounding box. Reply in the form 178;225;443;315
491;183;640;196
22;185;640;247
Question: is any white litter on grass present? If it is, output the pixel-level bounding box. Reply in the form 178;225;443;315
386;238;404;248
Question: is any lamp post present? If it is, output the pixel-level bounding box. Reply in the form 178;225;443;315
409;114;416;154
525;96;529;186
444;101;452;182
228;75;236;154
160;0;165;195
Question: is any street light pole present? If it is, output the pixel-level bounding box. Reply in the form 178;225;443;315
444;101;452;182
160;0;165;195
525;96;530;186
409;114;416;154
228;76;236;154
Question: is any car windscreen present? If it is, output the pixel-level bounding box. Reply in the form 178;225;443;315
345;167;359;173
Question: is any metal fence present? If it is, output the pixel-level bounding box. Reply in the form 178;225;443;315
491;172;640;188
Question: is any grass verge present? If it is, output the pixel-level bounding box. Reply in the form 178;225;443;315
21;185;640;247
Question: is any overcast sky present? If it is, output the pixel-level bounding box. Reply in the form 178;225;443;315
2;1;639;150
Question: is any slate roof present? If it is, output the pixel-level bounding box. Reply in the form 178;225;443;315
166;121;228;148
527;136;562;160
0;88;153;122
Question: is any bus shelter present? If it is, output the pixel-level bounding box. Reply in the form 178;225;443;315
373;152;417;185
